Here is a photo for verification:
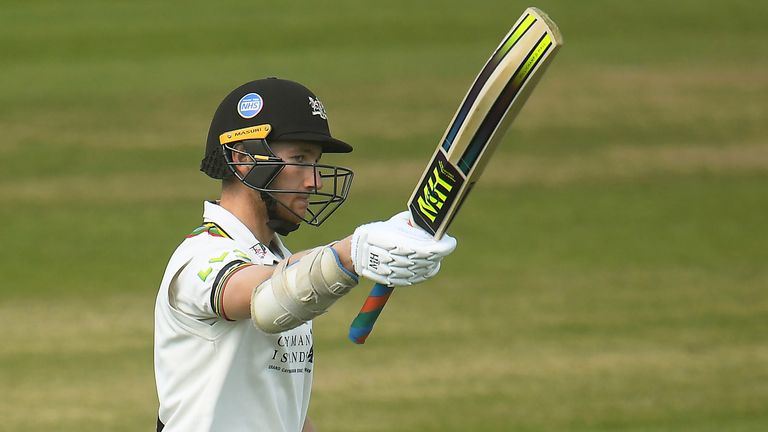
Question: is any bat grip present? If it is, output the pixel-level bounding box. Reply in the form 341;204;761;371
348;283;394;344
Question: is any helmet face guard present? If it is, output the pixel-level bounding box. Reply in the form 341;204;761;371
223;139;354;227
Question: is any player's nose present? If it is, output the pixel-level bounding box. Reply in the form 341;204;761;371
305;166;322;191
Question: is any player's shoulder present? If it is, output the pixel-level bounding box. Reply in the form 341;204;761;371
162;223;251;279
166;222;237;263
181;222;238;247
185;222;233;241
167;220;286;272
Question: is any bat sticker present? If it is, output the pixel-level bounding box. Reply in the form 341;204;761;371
410;151;464;234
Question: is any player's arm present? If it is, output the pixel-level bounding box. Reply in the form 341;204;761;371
219;240;350;321
222;213;456;331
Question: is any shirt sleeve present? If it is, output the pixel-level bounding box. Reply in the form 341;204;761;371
170;247;255;321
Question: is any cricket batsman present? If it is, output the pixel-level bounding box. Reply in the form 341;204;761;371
153;78;457;431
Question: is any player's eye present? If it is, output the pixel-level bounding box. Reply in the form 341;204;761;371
290;153;321;164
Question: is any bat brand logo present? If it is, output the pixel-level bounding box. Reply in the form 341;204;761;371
238;93;264;119
417;168;452;222
416;161;456;222
409;152;464;234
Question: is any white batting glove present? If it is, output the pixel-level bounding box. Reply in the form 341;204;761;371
351;211;457;287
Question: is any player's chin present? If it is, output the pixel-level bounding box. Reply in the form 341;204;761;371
282;200;309;223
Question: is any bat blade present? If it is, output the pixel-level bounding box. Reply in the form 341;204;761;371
410;7;562;238
349;7;563;344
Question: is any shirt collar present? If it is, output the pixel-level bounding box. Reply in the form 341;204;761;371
202;200;260;246
201;201;289;257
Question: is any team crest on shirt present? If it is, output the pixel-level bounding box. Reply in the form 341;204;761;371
250;243;268;259
308;96;327;119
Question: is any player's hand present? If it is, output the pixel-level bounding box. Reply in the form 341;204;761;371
351;211;457;287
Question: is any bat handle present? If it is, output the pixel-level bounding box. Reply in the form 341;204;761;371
348;283;394;344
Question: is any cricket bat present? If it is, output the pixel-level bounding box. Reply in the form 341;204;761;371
349;7;563;344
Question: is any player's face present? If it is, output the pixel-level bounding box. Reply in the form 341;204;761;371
268;142;324;223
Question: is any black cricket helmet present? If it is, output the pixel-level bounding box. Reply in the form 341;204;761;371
201;78;354;231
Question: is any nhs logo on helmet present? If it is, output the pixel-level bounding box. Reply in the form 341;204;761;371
237;93;264;119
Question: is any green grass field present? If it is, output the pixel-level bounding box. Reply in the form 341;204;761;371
2;1;767;430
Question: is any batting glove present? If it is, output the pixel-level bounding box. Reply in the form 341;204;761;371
351;211;457;286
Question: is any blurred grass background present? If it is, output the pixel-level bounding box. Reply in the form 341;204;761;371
1;0;767;430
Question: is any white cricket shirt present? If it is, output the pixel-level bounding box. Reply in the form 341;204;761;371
154;201;313;432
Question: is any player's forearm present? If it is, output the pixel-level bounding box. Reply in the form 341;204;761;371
221;264;276;320
222;238;354;322
331;235;354;274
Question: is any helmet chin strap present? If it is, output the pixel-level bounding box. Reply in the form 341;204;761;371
260;192;300;236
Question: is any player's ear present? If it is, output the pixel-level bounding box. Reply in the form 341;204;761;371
229;143;252;177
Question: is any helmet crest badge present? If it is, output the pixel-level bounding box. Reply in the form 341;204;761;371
308;96;327;120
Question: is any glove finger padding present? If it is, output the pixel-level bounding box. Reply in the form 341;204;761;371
406;262;441;284
351;212;457;287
